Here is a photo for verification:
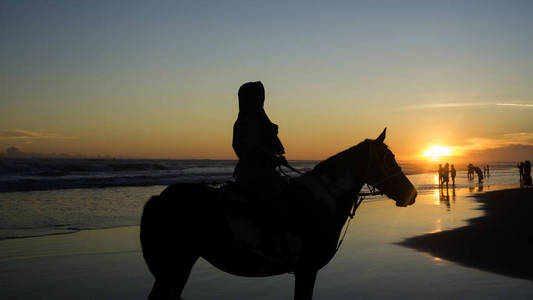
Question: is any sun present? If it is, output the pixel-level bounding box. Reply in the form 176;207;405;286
421;145;453;161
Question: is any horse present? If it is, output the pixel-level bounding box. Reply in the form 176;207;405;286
140;128;417;300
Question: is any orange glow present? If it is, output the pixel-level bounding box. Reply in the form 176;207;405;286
421;145;453;161
433;174;440;185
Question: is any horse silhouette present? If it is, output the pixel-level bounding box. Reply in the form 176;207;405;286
140;129;417;300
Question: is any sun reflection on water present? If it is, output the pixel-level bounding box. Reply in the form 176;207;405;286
433;189;440;205
428;218;442;233
433;174;440;185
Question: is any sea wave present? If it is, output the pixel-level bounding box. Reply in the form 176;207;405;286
0;158;518;192
0;163;521;240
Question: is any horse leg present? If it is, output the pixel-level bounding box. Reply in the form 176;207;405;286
293;269;318;300
148;254;198;300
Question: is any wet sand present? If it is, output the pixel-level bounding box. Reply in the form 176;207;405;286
400;188;533;281
2;185;533;299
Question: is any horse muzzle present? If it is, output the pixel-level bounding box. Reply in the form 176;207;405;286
396;188;417;207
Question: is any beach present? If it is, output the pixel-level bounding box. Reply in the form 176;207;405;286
401;188;533;281
3;1;533;298
2;168;533;299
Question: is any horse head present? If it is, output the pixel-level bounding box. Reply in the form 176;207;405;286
364;128;417;207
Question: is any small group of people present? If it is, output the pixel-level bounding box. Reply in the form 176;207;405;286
467;163;484;183
438;163;456;189
517;160;532;187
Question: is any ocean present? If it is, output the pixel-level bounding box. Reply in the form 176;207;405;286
1;158;530;300
0;158;520;240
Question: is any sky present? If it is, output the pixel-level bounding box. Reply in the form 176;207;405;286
1;0;533;161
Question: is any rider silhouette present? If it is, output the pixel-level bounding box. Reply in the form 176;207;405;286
231;81;295;262
232;81;287;199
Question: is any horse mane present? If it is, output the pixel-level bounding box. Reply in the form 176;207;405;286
312;139;368;181
311;139;390;181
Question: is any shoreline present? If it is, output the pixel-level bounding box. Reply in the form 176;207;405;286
0;181;519;241
0;225;142;241
399;187;533;281
0;159;518;193
2;187;533;299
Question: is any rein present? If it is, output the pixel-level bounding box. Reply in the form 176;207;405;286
280;140;405;254
335;142;408;253
334;183;381;252
279;143;387;254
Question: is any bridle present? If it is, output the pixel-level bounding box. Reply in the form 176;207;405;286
334;140;401;252
281;140;404;253
281;140;403;210
364;141;405;193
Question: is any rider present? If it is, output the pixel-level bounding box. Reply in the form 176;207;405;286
232;81;288;199
232;81;298;263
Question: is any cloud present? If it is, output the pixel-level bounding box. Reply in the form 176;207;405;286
0;146;80;158
0;130;71;140
5;146;23;156
458;132;533;152
495;103;533;108
448;132;533;162
405;103;487;110
464;144;533;162
404;102;533;111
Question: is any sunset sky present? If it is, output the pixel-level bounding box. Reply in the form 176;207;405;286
1;1;532;161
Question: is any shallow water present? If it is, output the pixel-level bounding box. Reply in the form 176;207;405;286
0;167;519;240
0;186;167;239
181;184;533;299
0;166;531;299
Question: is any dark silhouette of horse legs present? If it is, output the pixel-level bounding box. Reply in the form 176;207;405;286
141;130;417;300
142;194;201;300
294;269;317;299
148;255;198;300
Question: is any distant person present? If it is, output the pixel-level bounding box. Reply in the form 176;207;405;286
486;164;490;177
474;166;484;184
232;81;287;200
438;164;443;187
450;164;456;186
467;163;474;180
443;163;450;189
524;160;532;187
518;162;524;187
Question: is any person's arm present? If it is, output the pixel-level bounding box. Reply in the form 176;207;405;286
234;118;280;166
267;123;285;155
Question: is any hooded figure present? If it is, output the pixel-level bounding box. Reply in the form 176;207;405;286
232;81;287;196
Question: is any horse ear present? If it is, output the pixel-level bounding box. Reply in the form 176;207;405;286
376;128;386;143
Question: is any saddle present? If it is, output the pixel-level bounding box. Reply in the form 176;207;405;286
216;181;302;265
